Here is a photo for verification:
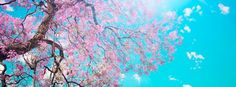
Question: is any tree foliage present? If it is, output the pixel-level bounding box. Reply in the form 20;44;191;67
0;0;182;86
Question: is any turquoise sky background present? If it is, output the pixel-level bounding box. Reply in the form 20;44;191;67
121;0;236;87
1;0;235;87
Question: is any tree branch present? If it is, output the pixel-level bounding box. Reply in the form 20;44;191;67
82;1;98;25
0;0;16;5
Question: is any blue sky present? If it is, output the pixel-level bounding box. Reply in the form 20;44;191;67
1;0;236;87
120;0;236;87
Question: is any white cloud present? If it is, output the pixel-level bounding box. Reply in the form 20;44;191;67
198;11;203;15
184;25;191;33
184;8;193;17
196;5;203;15
0;0;14;11
165;11;176;19
186;52;204;60
183;5;203;17
196;5;201;12
17;55;26;64
218;3;230;15
5;5;14;11
18;53;36;65
120;73;125;79
183;84;192;87
133;74;141;82
168;75;177;81
43;69;51;79
0;64;4;73
187;51;204;70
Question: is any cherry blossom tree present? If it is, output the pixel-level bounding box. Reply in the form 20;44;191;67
0;0;182;86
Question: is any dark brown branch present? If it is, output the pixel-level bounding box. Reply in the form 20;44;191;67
0;0;16;5
42;39;64;62
67;81;84;87
6;76;29;85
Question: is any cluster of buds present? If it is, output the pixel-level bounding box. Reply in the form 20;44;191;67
0;45;18;58
0;45;6;49
6;50;17;58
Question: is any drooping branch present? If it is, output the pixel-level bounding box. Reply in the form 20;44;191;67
40;39;84;87
0;0;16;5
82;0;98;25
0;0;182;86
41;39;66;86
42;39;64;60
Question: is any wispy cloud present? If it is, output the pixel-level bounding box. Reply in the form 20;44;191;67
183;84;192;87
0;0;14;11
168;75;177;81
184;8;193;17
0;64;4;74
183;5;203;20
184;25;191;33
186;51;204;70
196;5;203;15
218;3;230;15
133;74;141;83
120;73;125;79
186;52;204;60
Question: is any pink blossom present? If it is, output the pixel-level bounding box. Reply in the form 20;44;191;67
0;0;183;86
16;64;24;71
169;30;178;40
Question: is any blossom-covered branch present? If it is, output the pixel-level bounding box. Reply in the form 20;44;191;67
0;0;182;86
